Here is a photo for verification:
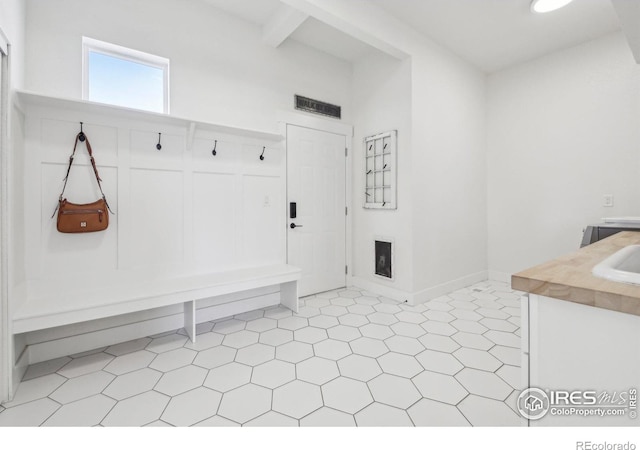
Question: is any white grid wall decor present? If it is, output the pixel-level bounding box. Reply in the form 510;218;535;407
364;130;397;209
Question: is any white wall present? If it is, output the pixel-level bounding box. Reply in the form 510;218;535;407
411;48;488;297
295;0;488;301
487;32;640;279
13;0;357;363
0;0;26;402
352;53;413;295
24;0;353;132
0;0;25;88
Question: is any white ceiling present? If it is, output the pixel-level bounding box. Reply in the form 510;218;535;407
200;0;624;72
370;0;622;72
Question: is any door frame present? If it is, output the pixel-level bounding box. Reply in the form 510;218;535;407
277;110;353;293
0;27;10;403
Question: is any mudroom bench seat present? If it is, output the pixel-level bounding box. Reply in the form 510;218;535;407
12;264;301;342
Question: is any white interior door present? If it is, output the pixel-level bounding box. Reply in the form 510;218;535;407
287;124;346;297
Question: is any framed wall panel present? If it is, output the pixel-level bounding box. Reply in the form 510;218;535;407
364;130;397;210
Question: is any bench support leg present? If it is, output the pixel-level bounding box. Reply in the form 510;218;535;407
184;301;196;343
280;281;299;314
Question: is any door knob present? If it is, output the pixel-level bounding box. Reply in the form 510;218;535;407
290;223;303;229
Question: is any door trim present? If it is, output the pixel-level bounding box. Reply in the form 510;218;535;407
0;35;10;403
277;110;353;293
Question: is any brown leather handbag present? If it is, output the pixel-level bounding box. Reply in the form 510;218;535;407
53;131;112;233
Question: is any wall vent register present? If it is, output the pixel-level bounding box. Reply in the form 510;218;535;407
364;130;397;210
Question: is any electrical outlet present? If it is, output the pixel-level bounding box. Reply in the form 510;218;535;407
603;194;614;207
263;196;270;207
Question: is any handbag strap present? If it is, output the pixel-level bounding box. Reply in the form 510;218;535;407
52;132;113;217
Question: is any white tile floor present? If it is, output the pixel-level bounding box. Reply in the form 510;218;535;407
0;280;524;426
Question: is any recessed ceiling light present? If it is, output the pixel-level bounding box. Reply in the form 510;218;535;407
530;0;574;13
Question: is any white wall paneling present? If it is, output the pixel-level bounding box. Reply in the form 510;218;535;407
11;91;288;365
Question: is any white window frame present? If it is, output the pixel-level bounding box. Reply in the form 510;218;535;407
82;37;170;114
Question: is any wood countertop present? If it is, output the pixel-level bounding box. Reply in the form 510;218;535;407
511;231;640;317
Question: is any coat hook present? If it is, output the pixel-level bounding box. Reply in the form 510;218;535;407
259;146;266;161
211;140;217;156
156;133;162;150
78;122;86;142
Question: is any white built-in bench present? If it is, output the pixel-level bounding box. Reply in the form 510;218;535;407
13;264;301;343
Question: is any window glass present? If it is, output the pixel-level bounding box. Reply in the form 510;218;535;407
83;38;169;114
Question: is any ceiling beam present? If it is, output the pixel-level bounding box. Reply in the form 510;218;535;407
262;4;309;48
280;0;409;60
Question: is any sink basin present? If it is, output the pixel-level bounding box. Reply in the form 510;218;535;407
592;245;640;285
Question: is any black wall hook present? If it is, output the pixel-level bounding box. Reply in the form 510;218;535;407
259;146;266;161
212;140;217;156
78;122;86;142
156;133;162;150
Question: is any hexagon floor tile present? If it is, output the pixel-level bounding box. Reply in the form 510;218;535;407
43;394;116;426
102;391;170;426
299;407;356;426
368;373;421;409
235;343;275;366
275;341;314;363
272;380;323;419
415;349;464;375
102;368;162;401
259;328;293;346
313;339;352;360
155;365;208;396
203;362;252;392
408;398;470;426
350;337;389;358
296;357;340;385
453;347;503;372
322;377;374;414
217;384;272;424
355;402;413;426
338;354;382;382
412;370;469;405
251;359;296;389
377;352;423;378
244;411;298;427
455;368;513;401
360;323;394;340
161;387;222;426
2;280;526;427
457;394;521;426
103;350;156;376
192;345;236;369
50;371;115;404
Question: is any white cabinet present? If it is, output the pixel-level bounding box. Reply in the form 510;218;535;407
525;294;640;426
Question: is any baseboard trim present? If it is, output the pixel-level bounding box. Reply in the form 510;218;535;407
348;276;414;304
12;348;29;397
488;270;512;285
412;270;488;305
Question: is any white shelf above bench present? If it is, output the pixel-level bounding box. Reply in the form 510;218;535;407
13;90;284;144
13;264;301;340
